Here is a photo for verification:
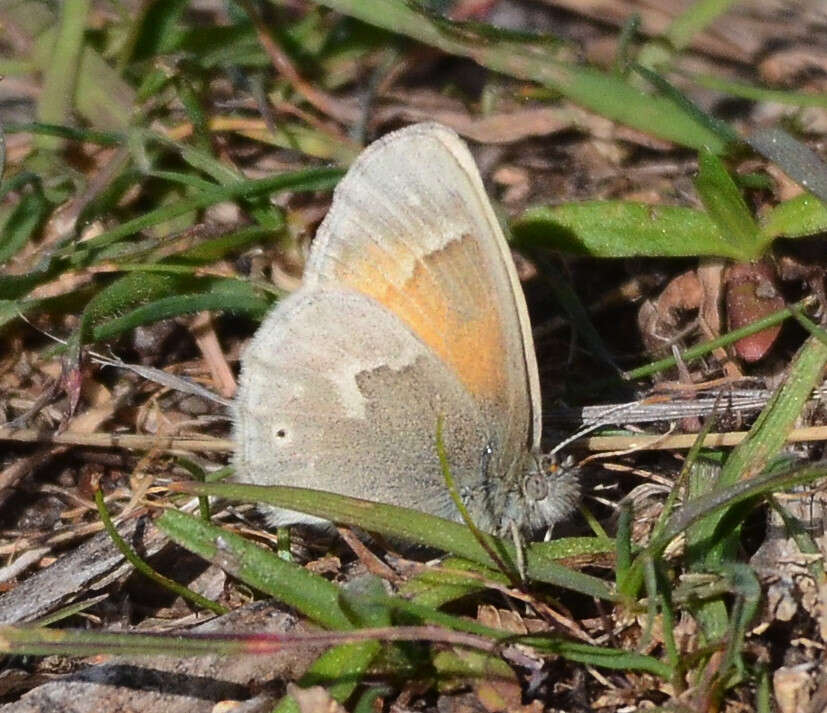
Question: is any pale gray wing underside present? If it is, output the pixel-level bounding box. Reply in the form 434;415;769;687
233;287;499;529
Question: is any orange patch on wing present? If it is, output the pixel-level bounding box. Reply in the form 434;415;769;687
332;235;508;401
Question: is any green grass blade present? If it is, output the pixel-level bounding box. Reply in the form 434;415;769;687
687;73;827;108
694;148;759;258
358;593;670;676
277;642;382;713
621;297;816;382
127;0;189;62
62;166;342;262
3;122;123;146
157;509;353;629
749;127;827;203
35;0;91;150
650;460;827;555
172;481;614;600
0;188;51;263
91;288;270;342
666;0;739;51
632;64;738;145
523;637;672;677
715;336;827;490
399;558;498;609
95;490;226;614
313;0;729;152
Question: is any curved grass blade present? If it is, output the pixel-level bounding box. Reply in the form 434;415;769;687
171;481;614;601
3;121;123;146
315;0;729;153
61;166;342;263
90;285;270;343
632;63;738;145
158;509;353;629
620;297;816;382
159;509;384;710
95;490;226;614
617;337;827;601
687;73;827;109
651;460;827;556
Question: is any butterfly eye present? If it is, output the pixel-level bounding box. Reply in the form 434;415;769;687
523;472;549;502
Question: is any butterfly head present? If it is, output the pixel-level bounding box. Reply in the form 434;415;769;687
497;453;580;535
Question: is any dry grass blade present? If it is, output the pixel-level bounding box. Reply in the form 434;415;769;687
0;1;824;710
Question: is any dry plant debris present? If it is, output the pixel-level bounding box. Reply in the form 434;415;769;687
0;0;825;711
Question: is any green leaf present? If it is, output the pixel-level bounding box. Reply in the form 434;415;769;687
512;201;741;258
399;558;499;609
281;642;381;712
694;148;759;258
761;194;827;239
94;288;268;341
683;460;729;641
84;276;271;345
127;0;189;61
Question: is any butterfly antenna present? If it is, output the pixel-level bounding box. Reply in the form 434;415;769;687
548;401;641;458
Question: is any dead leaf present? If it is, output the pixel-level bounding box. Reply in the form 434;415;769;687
287;683;348;713
725;261;785;362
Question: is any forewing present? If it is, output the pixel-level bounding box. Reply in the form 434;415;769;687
304;123;541;475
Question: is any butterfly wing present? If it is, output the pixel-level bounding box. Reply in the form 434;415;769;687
233;287;498;528
304;123;541;478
